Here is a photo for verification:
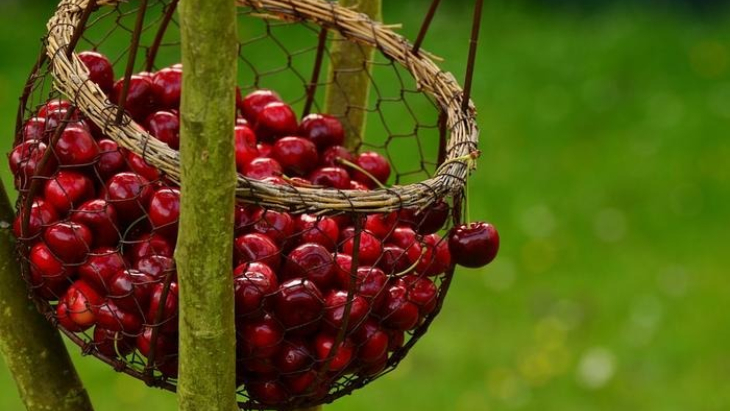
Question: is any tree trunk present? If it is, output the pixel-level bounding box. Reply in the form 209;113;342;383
324;0;382;150
0;179;94;411
176;0;239;409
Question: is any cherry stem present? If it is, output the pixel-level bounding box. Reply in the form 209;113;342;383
391;246;428;278
336;158;387;189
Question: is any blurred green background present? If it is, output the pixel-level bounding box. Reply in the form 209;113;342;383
2;0;729;410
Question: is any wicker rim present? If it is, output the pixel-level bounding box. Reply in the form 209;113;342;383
45;0;479;214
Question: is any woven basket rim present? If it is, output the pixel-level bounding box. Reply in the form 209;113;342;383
45;0;480;214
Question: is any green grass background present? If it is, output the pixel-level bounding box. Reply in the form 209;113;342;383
1;0;729;410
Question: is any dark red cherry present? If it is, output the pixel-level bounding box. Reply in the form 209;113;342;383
308;166;350;189
351;151;391;188
126;151;161;182
60;280;103;329
341;229;383;265
234;233;281;270
257;143;273;158
9;139;47;175
111;75;157;121
147;282;179;333
320;145;355;167
127;232;174;263
95;139;126;178
387;329;405;352
246;378;289;406
359;353;388;377
323;290;370;332
56;298;84;332
378;284;420;331
234;125;258;171
282;243;335;289
449;222;500;268
399;274;438;316
134;255;176;281
13;198;58;239
274;278;324;332
233;262;278;316
415;234;451;276
43;171;95;215
136;327;178;377
313;334;354;372
151;66;183;109
388;226;420;253
364;212;398;239
354;266;388;308
105;172;153;223
70;199;120;247
29;243;73;299
145;111;180;149
377;245;410;275
22;117;47;142
400;200;450;234
37;99;72;118
77;247;127;292
274;339;313;374
148;188;180;239
241;89;282;123
254;102;298;142
78;51;115;93
299;113;345;150
251;209;294;246
296;214;339;251
282;369;318;395
272;136;319;176
239;314;284;358
234;204;260;235
332;253;353;289
353;320;389;363
93;327;135;358
95;299;143;334
243;157;283;180
43;221;93;264
349;180;370;191
107;269;158;313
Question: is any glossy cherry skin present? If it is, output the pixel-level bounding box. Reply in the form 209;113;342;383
251;209;295;246
313;334;355;372
282;243;335;289
43;171;95;215
359;352;388;377
243;157;283;180
60;280;103;330
127;232;174;263
323;290;370;332
233;262;278;316
341;229;383;266
351;151;391;188
112;75;158;121
234;125;258;171
93;327;135;358
95;139;127;178
13;198;58;240
320;145;355;167
70;199;120;247
241;89;281;123
148;188;180;239
398;274;438;317
246;379;290;406
96;299;143;334
9;139;47;175
145;110;180;149
234;233;281;270
378;284;420;331
272;136;319;176
388;226;421;252
387;328;405;352
29;243;73;299
254;101;298;142
364;212;398;239
296;214;339;251
43;221;93;264
151;66;183;109
136;327;179;377
37;99;72;118
134;255;176;281
274;338;314;374
449;222;500;268
354;266;388;308
399;200;450;234
22;117;47;142
107;269;158;313
274;278;324;332
234;205;261;235
147;282;179;333
257;143;273;158
105;172;154;223
56;298;84;332
282;369;318;396
332;253;353;289
308;167;351;189
78;51;114;93
353;319;389;363
378;245;410;275
78;247;127;292
299;113;345;150
415;234;451;276
239;314;284;359
126;151;161;182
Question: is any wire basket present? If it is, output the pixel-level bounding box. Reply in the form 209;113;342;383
10;0;481;409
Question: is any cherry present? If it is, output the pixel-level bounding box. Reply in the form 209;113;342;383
56;299;85;333
145;111;180;149
95;139;127;178
257;143;273;158
239;314;284;358
320;145;355;168
95;299;143;334
332;253;353;289
386;329;405;352
151;66;183;109
283;369;318;395
282;243;335;289
274;339;313;375
126;151;161;182
234;233;281;270
354;266;388;308
309;167;351;189
127;232;174;263
252;209;294;246
147;282;179;333
105;172;154;223
233;262;278;316
29;243;73;299
323;290;370;332
136;327;179;377
111;75;157;121
399;200;450;235
378;284;420;331
296;214;339;251
254;101;298;142
351;151;391;188
299;113;345;150
134;255;176;281
272;136;319;176
9;139;47;175
378;245;410;275
77;247;126;292
388;226;420;252
78;51;114;93
399;274;438;317
108;269;158;313
43;221;93;264
349;180;370;191
353;320;389;363
13;198;58;239
37;99;72;118
70;199;120;247
247;379;289;406
274;278;324;332
93;327;135;358
22;117;47;142
359;353;388;377
313;334;354;372
234;204;260;235
234;125;258;170
241;89;281;123
43;171;95;215
60;280;103;330
449;222;500;268
148;187;180;239
415;234;451;276
341;229;383;265
243;157;283;180
364;212;398;239
43;108;81;135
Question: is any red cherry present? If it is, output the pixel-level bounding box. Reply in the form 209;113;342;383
272;136;319;176
274;278;324;332
349;180;370;191
354;266;388;308
127;232;174;263
323;290;370;332
145;110;180;149
42;108;81;135
112;75;157;121
243;157;283;180
308;167;351;189
274;339;313;374
22;117;47;142
108;269;158;313
78;247;126;292
377;245;410;275
239;314;284;358
251;209;294;246
282;243;335;289
399;274;438;316
13;198;58;239
254;101;298;142
147;282;179;333
353;320;389;363
332;253;353;289
387;328;405;352
105;172;153;223
246;378;289;406
38;99;72;118
136;327;178;377
95;299;143;334
95;139;127;178
148;187;180;239
320;145;355;167
233;262;278;316
29;243;73;299
351;151;391;188
399;200;450;234
55;299;84;332
134;255;176;281
283;369;318;395
299;114;345;150
388;226;420;252
341;229;383;265
60;280;103;329
43;221;93;264
234;204;260;235
296;214;339;251
234;125;259;171
256;143;273;158
234;233;281;270
364;212;398;239
126;151;161;182
241;89;282;123
78;51;114;93
70;199;120;247
151;66;183;109
359;353;388;377
449;222;500;268
378;284;420;331
415;234;451;276
43;171;95;215
313;334;354;372
9;139;47;175
93;327;135;358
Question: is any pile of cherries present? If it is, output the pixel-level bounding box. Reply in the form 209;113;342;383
9;50;499;406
